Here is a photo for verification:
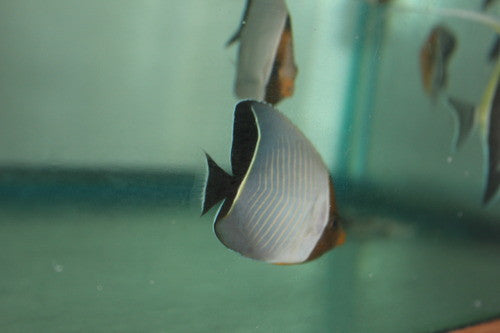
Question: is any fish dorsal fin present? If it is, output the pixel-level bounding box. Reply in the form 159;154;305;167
225;0;252;47
202;154;233;215
447;97;475;150
231;101;259;178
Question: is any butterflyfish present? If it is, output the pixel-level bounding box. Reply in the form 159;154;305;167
201;100;344;264
420;25;457;101
448;58;500;204
227;0;298;105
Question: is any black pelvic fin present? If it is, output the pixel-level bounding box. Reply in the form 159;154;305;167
232;101;259;178
202;153;233;215
447;97;475;150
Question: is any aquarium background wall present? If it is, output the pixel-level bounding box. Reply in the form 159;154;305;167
0;0;499;332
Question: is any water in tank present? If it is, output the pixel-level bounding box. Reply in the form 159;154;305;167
0;0;499;332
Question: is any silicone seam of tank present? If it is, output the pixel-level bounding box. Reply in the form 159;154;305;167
353;4;387;177
336;1;370;176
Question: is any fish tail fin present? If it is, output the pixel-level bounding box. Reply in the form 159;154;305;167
201;153;233;215
447;96;475;150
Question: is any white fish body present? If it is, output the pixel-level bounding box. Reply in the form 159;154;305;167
235;0;288;101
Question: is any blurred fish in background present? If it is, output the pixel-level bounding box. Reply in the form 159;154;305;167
482;0;498;11
487;35;500;62
226;0;298;105
448;59;500;205
419;25;457;103
482;0;500;62
365;0;393;5
202;101;344;264
419;24;478;151
414;4;500;204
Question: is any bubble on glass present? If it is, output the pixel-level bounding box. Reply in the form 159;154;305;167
52;261;63;273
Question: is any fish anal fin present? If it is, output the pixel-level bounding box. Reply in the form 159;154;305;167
202;153;233;215
447;97;475;150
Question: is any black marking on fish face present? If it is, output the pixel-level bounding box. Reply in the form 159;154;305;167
484;79;500;204
231;101;259;179
212;101;259;221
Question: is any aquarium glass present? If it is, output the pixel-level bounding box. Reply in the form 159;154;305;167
0;0;499;332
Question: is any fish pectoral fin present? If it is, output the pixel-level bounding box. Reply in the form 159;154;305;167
447;96;476;150
202;153;233;215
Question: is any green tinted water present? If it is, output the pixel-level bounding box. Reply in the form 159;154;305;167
1;0;499;332
0;204;498;332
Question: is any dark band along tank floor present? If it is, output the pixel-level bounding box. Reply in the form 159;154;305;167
0;204;498;333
